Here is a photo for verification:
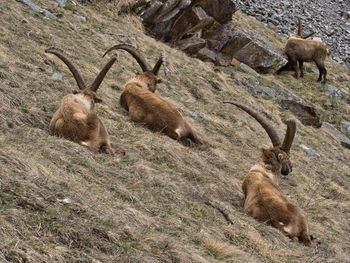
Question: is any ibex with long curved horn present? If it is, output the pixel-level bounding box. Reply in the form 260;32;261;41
224;100;317;246
103;44;202;145
46;47;117;155
276;17;329;83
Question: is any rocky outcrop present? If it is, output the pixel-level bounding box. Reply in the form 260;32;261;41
203;26;286;72
322;122;350;149
130;0;285;73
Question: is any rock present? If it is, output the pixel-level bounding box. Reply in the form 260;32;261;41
72;14;86;23
196;47;216;62
238;63;260;77
233;40;287;73
17;0;58;18
324;84;343;99
170;6;214;42
51;72;63;81
322;122;350;149
268;82;322;127
57;0;67;7
190;112;210;119
340;121;350;136
281;100;322;128
230;57;241;67
215;53;231;66
299;144;320;159
196;0;236;24
205;26;286;73
141;2;163;24
95;33;109;43
175;36;206;55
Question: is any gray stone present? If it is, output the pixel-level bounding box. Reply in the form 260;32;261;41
233;40;287;73
322;122;350;149
73;14;86;23
208;27;287;73
190;112;210;119
268;82;322;127
175;36;206;55
57;0;67;7
95;33;109;43
299;144;320;159
196;0;236;24
196;47;217;62
51;72;63;81
324;84;343;99
239;63;260;77
281;100;322;128
141;2;163;24
16;0;58;18
340;121;350;136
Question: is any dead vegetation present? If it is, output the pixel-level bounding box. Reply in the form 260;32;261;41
0;0;350;263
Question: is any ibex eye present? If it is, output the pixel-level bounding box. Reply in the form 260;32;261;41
278;153;283;160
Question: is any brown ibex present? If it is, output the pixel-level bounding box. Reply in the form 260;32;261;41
103;44;202;145
224;100;317;246
276;17;329;83
46;47;117;155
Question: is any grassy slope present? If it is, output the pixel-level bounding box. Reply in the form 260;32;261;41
0;1;350;262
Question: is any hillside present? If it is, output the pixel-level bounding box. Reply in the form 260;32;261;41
1;0;350;262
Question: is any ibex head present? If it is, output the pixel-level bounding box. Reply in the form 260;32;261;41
45;47;117;108
223;101;296;176
103;44;163;92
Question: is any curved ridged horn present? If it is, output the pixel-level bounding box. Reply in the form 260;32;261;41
45;47;86;90
103;44;151;72
152;56;163;75
223;100;281;147
297;17;302;36
281;119;296;153
90;55;118;92
302;32;315;39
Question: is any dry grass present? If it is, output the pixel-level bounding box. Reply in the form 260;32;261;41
0;0;350;262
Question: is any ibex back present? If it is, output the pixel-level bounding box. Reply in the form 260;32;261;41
276;17;329;83
103;44;202;145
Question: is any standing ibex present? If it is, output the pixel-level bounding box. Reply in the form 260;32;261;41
276;17;329;83
224;100;317;246
46;47;117;155
103;44;202;145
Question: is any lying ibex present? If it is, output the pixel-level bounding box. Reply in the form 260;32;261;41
276;17;329;83
224;100;317;246
46;47;117;155
103;44;202;145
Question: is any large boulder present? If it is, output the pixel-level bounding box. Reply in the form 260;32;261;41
204;26;287;73
322;122;350;149
269;82;322;127
195;0;236;24
175;36;206;55
169;6;214;42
